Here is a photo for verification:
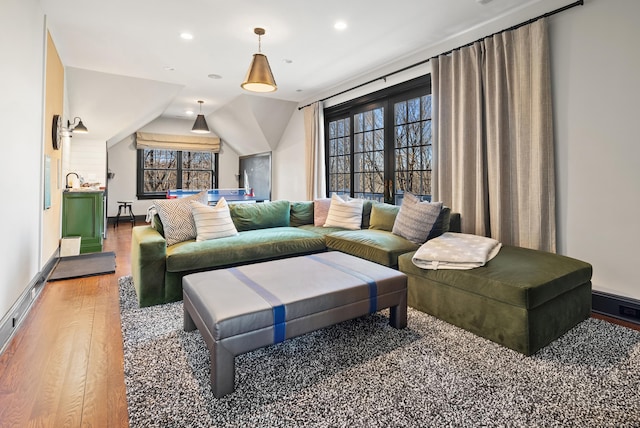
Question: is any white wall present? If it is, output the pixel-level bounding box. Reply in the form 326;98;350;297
551;0;640;299
287;1;640;301
272;109;306;201
68;137;106;187
106;117;240;218
0;0;46;320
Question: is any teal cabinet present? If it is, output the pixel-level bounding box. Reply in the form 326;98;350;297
62;191;104;253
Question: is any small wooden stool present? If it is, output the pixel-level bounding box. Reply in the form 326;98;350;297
115;201;135;227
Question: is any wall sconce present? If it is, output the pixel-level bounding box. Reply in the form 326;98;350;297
67;117;88;134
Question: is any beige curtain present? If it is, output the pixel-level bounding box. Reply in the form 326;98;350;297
433;19;556;252
303;102;326;200
433;43;488;237
135;132;220;152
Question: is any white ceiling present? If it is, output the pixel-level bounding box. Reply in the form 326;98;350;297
40;0;570;145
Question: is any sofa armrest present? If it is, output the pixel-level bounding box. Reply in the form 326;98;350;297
131;225;167;307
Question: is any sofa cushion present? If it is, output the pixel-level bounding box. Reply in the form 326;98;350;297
190;198;238;241
166;227;326;272
398;245;593;309
153;191;208;246
298;224;346;236
290;201;314;227
369;203;400;231
229;200;290;232
392;193;443;244
152;213;165;237
324;194;363;230
427;206;452;240
360;200;376;229
326;229;419;267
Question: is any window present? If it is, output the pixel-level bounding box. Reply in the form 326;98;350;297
325;75;432;204
137;149;218;199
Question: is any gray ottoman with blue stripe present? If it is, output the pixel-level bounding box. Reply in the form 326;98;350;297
183;252;407;398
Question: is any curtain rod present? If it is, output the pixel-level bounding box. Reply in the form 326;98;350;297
298;0;583;110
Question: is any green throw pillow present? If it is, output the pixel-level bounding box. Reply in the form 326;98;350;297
369;203;400;232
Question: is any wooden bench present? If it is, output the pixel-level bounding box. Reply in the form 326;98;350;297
183;252;407;398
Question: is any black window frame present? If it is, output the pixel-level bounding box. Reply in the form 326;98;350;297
136;149;219;200
324;75;432;204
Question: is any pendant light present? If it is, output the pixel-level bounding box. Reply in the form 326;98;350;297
241;28;277;93
191;100;211;134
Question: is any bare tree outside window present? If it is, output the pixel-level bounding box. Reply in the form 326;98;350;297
394;95;432;202
353;107;385;201
325;76;432;205
138;149;217;198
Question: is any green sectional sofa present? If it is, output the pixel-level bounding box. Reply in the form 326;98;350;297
131;197;592;356
131;199;433;307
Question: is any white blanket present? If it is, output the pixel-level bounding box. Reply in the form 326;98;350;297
412;232;502;270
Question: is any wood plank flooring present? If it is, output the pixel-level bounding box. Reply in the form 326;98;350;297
0;224;131;427
0;222;638;427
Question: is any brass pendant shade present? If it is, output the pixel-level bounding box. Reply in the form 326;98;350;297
241;28;277;93
191;100;211;134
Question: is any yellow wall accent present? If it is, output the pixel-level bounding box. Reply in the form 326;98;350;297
42;32;64;262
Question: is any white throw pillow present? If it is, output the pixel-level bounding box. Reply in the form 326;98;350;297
323;194;364;230
153;191;208;246
190;198;238;241
392;193;443;244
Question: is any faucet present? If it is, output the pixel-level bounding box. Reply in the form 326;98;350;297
65;172;79;189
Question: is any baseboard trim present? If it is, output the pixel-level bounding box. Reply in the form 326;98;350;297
592;291;640;326
0;251;59;355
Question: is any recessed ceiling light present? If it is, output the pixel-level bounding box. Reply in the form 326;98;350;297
185;110;194;116
163;66;175;71
207;74;223;79
283;59;293;64
180;32;194;40
334;21;347;31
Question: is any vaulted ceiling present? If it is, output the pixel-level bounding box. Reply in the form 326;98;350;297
41;0;571;151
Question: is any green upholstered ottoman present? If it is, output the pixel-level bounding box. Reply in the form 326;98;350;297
398;245;592;355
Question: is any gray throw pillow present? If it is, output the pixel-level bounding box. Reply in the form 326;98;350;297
392;193;443;244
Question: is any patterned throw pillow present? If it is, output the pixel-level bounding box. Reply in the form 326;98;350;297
392;193;443;244
153;191;208;246
190;198;238;241
323;194;364;230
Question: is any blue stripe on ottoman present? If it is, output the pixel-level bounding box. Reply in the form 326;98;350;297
229;267;286;344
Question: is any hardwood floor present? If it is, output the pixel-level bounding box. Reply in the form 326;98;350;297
0;223;638;427
0;223;131;427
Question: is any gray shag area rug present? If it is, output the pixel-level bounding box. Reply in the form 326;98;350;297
119;276;640;427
